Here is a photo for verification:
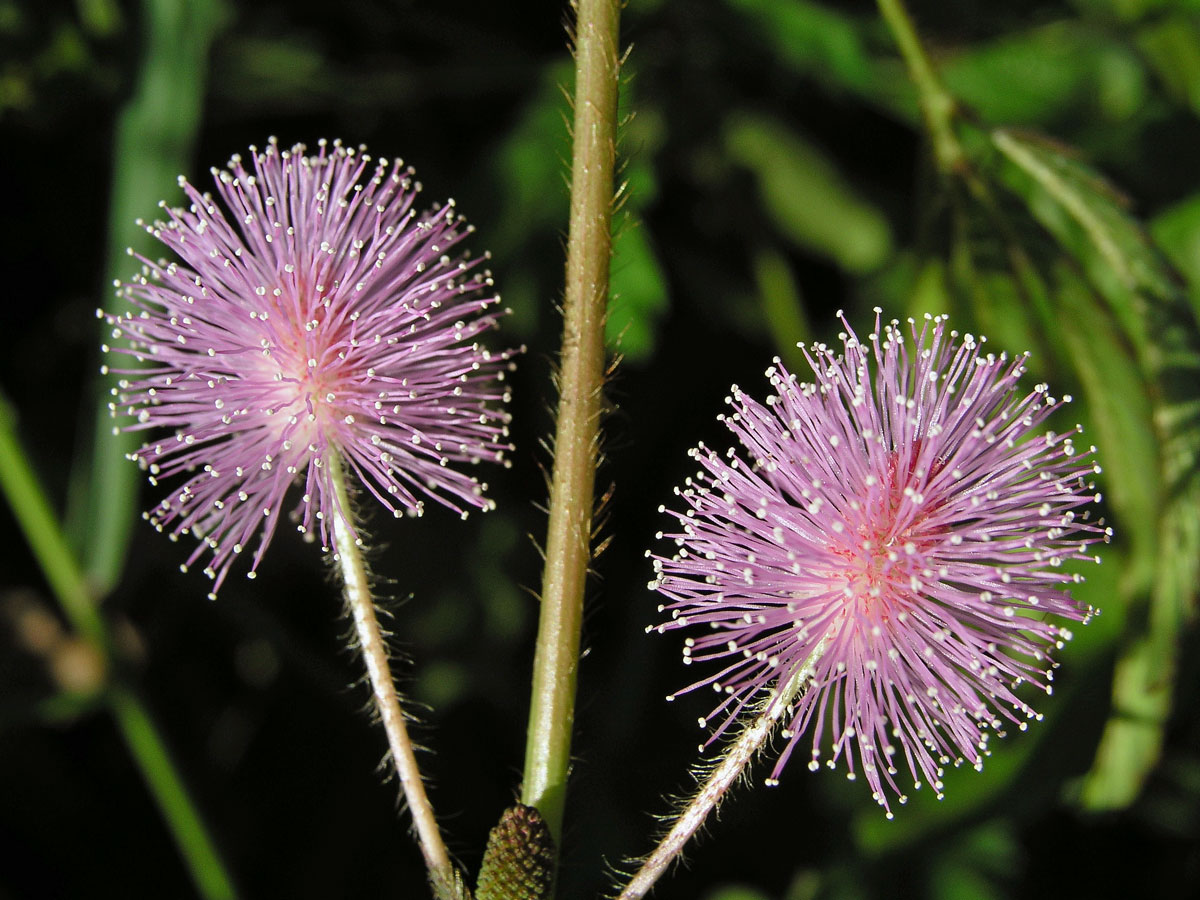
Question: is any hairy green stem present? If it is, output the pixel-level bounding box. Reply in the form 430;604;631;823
327;454;462;899
614;640;827;900
876;0;964;175
521;0;622;846
0;391;238;900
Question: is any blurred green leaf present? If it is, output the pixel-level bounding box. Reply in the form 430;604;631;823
861;253;960;333
986;126;1200;808
34;687;107;724
989;129;1181;352
1076;0;1200;22
1082;632;1173;808
0;69;32;113
608;220;669;363
38;22;91;75
0;1;23;33
487;59;576;342
492;58;668;358
77;0;123;37
492;60;573;260
1053;263;1160;573
725;113;893;273
1135;14;1200;115
475;516;527;643
416;660;471;710
752;247;812;372
621;102;665;208
725;0;875;90
929;823;1016;900
218;34;325;100
1151;191;1200;322
930;861;1003;900
607;84;668;363
703;887;773;900
942;21;1147;126
68;0;228;596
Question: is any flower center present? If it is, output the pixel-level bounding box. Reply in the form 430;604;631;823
837;445;947;615
245;307;353;453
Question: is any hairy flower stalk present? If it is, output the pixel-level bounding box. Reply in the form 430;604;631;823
101;138;517;895
623;311;1107;896
329;454;462;897
617;639;826;900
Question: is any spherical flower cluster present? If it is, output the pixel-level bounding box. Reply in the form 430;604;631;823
649;310;1107;816
102;138;518;597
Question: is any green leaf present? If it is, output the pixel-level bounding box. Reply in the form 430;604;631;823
1080;632;1173;809
929;823;1017;900
987;126;1200;807
751;247;812;372
942;21;1147;126
1151;191;1200;323
77;0;123;36
860;253;960;335
988;128;1191;359
724;113;893;274
68;0;228;597
490;60;573;261
703;888;773;900
723;0;881;100
1136;14;1200;115
1075;0;1200;23
608;219;669;363
1052;264;1160;575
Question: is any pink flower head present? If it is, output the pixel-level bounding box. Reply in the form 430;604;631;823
649;310;1108;817
102;138;518;598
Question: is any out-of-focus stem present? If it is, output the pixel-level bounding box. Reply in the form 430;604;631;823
876;0;964;175
73;0;224;596
108;686;239;900
520;0;622;848
328;454;463;899
0;393;107;650
0;390;238;900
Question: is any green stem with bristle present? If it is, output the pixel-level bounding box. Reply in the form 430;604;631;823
614;639;829;900
327;453;465;900
521;0;622;849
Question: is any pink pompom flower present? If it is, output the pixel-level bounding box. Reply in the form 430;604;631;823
102;138;518;598
649;310;1107;816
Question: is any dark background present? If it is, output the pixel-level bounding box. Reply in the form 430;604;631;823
3;1;1200;898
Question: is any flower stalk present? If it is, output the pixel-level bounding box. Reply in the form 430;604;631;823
616;644;826;900
328;452;462;899
521;0;622;845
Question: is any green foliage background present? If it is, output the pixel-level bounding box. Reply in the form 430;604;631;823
2;0;1199;897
